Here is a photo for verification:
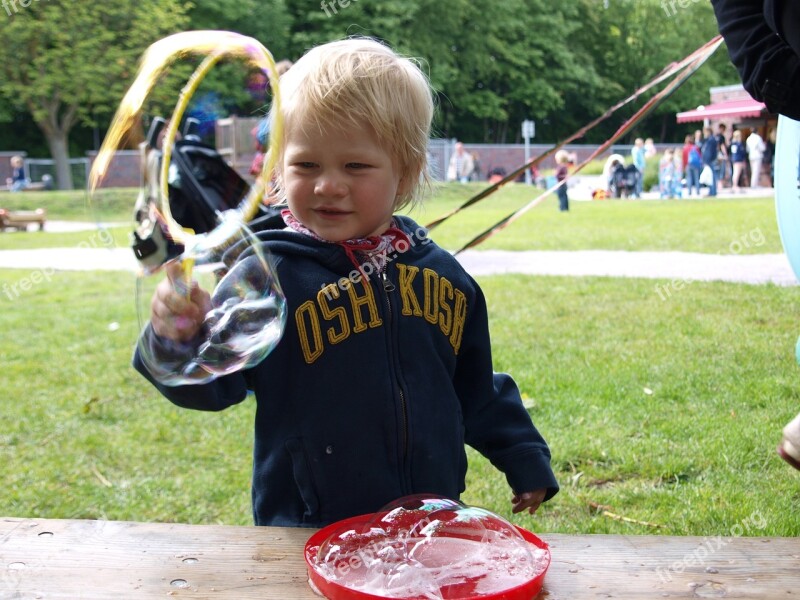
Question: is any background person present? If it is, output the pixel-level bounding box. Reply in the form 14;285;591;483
7;155;28;192
729;129;747;192
712;0;800;121
701;127;719;197
554;149;571;211
658;148;676;199
682;134;702;197
630;138;646;198
447;141;475;183
712;0;800;470
746;129;765;188
715;123;730;188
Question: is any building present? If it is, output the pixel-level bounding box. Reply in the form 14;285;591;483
676;84;774;135
676;84;775;187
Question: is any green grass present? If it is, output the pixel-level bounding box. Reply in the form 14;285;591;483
407;183;781;253
466;276;800;537
0;188;135;222
0;227;130;251
1;269;798;536
2;185;782;253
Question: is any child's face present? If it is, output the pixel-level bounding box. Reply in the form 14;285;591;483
282;120;406;242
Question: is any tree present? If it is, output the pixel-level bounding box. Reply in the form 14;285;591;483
567;0;738;144
0;1;189;189
402;0;598;142
283;0;597;143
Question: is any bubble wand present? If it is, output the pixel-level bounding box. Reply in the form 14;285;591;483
89;31;288;386
89;30;284;289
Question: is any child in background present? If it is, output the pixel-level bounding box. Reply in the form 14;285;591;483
554;150;571;212
135;38;559;527
658;149;676;199
671;147;683;199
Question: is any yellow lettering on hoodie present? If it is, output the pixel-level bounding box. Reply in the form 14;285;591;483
398;264;422;316
438;276;453;336
296;300;323;364
422;268;439;325
318;284;349;345
450;288;467;354
347;278;382;333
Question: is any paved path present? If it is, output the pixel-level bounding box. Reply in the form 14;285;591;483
456;249;798;286
2;217;796;285
0;245;795;286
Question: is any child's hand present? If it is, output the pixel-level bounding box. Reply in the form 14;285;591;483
151;261;211;342
511;489;547;515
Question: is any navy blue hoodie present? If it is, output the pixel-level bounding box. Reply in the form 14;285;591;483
134;216;559;527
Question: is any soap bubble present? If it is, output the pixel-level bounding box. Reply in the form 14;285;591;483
136;213;286;386
308;495;550;599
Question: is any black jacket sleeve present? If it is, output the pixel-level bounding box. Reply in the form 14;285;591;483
456;283;559;502
711;0;800;120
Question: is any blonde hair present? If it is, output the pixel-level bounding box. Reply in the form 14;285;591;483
555;150;570;165
270;38;434;209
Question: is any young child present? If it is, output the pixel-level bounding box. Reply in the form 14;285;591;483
8;155;27;192
554;150;570;212
135;38;559;528
671;147;683;199
658;149;676;199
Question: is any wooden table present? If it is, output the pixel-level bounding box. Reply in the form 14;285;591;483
1;517;798;598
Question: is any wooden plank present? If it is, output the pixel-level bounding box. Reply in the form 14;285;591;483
542;533;800;599
0;518;319;599
1;518;799;599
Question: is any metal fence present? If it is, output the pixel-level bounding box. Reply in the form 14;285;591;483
25;158;91;190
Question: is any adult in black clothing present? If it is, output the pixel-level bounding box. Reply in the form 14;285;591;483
711;0;800;121
712;0;800;471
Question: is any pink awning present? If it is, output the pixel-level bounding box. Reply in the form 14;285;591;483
676;98;767;123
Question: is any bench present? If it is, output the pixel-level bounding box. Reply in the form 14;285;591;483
1;517;798;598
0;208;47;231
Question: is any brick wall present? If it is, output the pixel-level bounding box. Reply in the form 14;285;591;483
86;150;140;188
431;143;636;181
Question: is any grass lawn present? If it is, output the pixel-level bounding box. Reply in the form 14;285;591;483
408;183;782;254
1;184;797;536
0;185;782;253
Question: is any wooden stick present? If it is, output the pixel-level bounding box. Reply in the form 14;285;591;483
589;501;663;528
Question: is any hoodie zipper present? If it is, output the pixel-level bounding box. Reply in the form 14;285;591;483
381;266;409;459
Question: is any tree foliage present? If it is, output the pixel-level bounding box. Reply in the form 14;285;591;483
0;0;189;188
0;0;742;182
277;0;733;143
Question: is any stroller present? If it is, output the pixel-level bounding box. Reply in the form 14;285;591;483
610;162;641;199
132;117;284;270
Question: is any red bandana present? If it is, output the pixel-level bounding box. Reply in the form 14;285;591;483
281;209;410;272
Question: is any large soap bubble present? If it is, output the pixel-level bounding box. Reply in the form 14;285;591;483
136;212;286;386
774;114;800;281
306;495;550;600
